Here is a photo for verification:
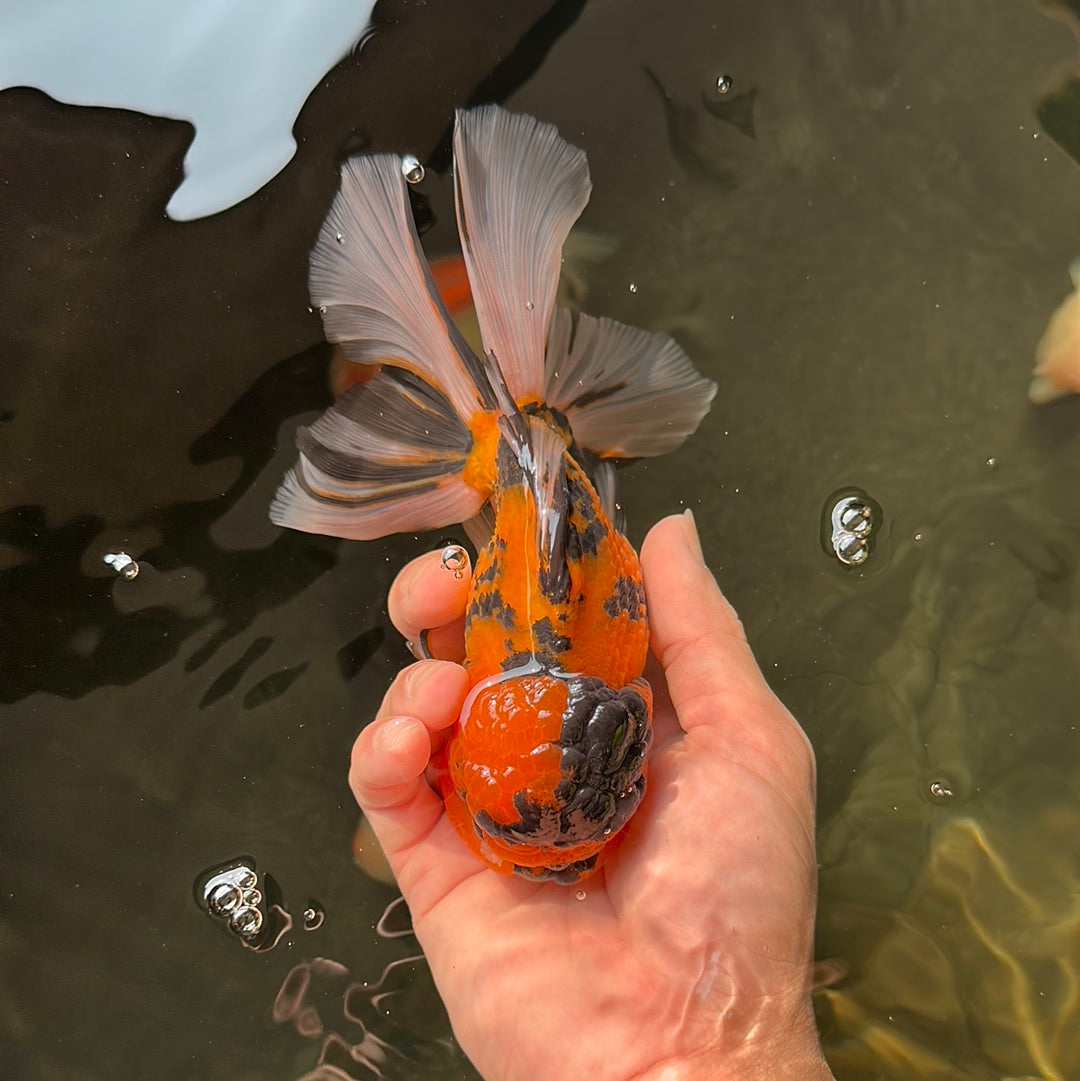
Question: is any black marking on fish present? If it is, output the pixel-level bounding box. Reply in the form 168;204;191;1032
468;588;517;629
467;673;651;884
298;435;463;483
537;478;571;605
568;510;606;557
602;575;646;620
511;853;600;885
531;616;571;656
296;468;442;506
474;560;499;584
500;648;533;672
563;381;629;411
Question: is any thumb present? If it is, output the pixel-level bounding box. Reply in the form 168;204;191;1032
640;512;814;779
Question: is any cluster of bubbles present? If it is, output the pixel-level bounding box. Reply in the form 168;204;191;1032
195;860;462;1075
195;857;323;952
824;491;881;567
204;862;265;939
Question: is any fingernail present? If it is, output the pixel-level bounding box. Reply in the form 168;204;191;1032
683;508;706;564
404;660;438;696
378;715;416;753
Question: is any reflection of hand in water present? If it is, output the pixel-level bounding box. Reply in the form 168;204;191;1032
349;512;834;1081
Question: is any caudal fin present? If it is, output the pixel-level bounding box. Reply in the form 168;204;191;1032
270;366;486;539
545;308;717;459
454;106;592;404
273;106;714;543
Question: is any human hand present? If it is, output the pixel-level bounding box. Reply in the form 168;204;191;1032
349;511;833;1081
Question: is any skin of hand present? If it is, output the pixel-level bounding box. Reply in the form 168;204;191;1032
349;511;834;1081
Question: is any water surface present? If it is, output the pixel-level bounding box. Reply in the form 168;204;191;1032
2;1;1079;1078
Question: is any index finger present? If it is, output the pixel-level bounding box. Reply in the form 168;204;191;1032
388;547;471;661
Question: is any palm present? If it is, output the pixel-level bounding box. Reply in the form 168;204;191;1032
350;515;820;1081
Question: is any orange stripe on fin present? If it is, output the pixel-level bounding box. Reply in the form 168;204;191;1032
428;254;473;317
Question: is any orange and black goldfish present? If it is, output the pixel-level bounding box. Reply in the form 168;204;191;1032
272;106;716;883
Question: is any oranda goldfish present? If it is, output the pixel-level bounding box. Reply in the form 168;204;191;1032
272;105;716;883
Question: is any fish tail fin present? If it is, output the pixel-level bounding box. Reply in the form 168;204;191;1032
453;105;591;404
272;105;715;543
270;365;488;540
271;151;500;540
544;307;717;462
274;104;595;541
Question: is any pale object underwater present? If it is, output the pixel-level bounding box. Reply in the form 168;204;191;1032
1030;259;1080;403
0;0;374;220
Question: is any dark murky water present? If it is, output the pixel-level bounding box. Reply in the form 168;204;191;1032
3;1;1080;1079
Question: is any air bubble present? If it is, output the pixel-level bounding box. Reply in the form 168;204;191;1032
439;544;469;579
928;779;955;801
715;74;733;94
574;889;587;901
335;232;345;245
401;154;425;184
628;283;639;294
525;300;535;311
836;534;869;565
302;901;326;931
103;551;139;580
230;906;264;938
207;883;241;916
838;504;873;536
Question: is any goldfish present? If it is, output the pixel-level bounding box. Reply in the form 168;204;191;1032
272;105;716;883
1031;259;1080;404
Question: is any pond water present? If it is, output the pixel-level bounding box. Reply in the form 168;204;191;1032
2;1;1079;1079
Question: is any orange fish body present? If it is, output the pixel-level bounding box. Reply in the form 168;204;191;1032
436;409;653;881
272;106;715;884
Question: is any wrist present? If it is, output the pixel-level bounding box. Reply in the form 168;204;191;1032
632;1025;835;1081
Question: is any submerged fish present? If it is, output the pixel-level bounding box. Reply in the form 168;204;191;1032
272;105;716;883
1031;259;1080;404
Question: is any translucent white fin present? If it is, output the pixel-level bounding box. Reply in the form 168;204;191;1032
462;505;495;550
310;154;494;420
453;106;591;403
545;308;717;458
588;457;626;534
270;368;485;540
